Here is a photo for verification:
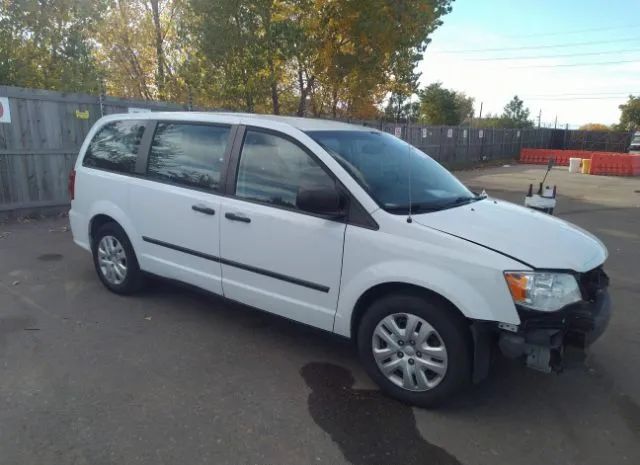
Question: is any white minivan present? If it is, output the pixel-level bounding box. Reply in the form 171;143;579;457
69;113;611;406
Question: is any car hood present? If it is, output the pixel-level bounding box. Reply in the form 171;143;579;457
412;198;607;272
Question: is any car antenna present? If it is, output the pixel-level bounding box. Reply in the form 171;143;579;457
406;93;414;224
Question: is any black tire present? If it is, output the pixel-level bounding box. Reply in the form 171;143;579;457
357;292;472;407
91;221;144;295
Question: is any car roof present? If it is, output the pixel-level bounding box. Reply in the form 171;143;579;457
101;111;373;132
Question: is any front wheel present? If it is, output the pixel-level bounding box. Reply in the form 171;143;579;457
357;293;472;407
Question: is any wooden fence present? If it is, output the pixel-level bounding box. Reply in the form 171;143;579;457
0;85;632;215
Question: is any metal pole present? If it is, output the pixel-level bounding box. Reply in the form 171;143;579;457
538;109;542;128
478;102;483;120
98;79;106;117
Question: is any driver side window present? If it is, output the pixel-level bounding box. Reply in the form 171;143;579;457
235;130;334;209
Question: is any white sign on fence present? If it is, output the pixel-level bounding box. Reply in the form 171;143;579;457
0;97;11;123
394;126;402;137
421;128;427;138
517;130;521;138
128;107;152;113
463;129;468;138
479;130;484;139
447;128;453;138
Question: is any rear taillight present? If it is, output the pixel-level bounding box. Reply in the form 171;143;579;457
68;169;76;200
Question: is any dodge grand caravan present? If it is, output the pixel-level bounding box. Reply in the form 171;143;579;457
69;113;611;406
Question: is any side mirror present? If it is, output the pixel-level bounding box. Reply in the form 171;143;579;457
296;184;345;217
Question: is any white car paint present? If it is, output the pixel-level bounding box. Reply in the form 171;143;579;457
70;112;608;340
412;198;607;273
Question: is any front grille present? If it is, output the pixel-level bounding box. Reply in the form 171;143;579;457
579;266;609;301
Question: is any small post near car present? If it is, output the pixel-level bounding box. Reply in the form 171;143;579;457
69;113;611;406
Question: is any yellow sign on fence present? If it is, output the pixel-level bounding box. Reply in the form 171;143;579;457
75;109;89;120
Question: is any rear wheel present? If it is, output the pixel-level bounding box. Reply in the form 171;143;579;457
357;293;472;407
92;222;143;295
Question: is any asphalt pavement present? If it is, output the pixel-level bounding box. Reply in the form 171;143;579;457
1;165;639;465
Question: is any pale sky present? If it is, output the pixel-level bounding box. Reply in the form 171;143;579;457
416;0;640;128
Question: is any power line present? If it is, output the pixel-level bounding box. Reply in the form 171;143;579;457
431;37;640;54
505;24;636;38
508;59;638;69
470;48;640;61
524;96;631;101
522;91;638;97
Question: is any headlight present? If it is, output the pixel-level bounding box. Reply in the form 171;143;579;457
504;271;582;312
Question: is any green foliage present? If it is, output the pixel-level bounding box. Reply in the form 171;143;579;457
418;82;474;125
384;93;420;122
0;0;454;117
618;95;640;131
500;95;533;128
0;0;106;93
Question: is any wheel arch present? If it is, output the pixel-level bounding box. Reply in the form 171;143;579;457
86;201;139;251
89;214;119;247
350;282;469;342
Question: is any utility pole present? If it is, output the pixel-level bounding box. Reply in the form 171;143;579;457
478;102;483;120
538;109;542;128
554;115;558;129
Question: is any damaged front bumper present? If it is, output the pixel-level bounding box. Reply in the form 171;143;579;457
498;289;611;373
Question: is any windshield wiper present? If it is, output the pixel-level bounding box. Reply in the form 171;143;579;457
385;203;441;214
386;196;482;214
446;195;482;207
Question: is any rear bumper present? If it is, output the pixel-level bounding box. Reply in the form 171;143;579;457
69;208;90;251
498;290;611;372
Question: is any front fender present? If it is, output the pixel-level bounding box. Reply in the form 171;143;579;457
333;259;519;338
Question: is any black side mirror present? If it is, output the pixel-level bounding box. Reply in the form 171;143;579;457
296;184;345;217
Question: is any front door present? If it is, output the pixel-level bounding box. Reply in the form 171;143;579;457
219;128;346;331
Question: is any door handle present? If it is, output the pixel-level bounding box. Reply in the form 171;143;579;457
225;212;251;223
192;204;215;215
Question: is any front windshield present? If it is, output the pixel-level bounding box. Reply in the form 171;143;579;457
307;130;476;214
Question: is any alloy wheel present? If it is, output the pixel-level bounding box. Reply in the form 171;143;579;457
97;235;128;285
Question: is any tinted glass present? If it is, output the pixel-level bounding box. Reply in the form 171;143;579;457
147;123;230;190
83;120;145;173
235;130;334;209
307;130;475;213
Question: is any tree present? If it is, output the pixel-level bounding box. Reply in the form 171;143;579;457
0;0;105;93
454;92;474;124
0;0;455;118
94;0;186;101
188;0;297;113
618;95;640;131
418;83;474;125
501;95;533;128
579;123;611;131
384;93;420;122
310;0;453;118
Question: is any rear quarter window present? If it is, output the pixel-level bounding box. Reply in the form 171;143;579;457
83;120;145;173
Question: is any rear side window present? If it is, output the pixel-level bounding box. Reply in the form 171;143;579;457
83;120;145;173
147;123;230;191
